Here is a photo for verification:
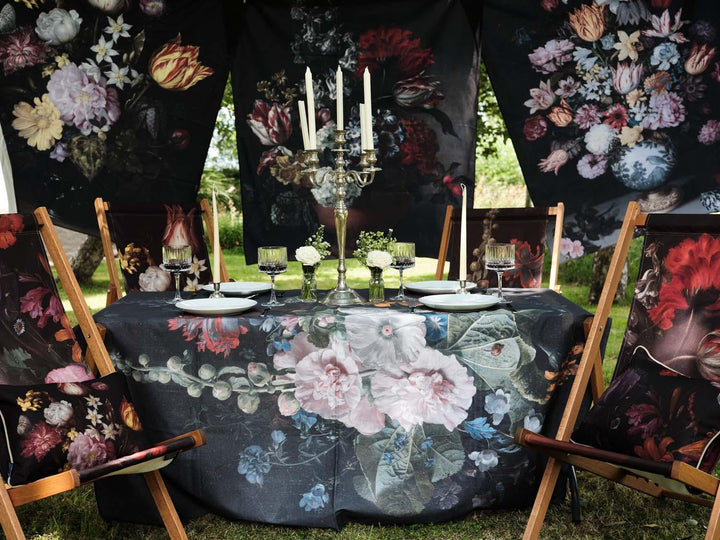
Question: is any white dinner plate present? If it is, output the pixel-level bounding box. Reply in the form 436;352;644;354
200;281;271;296
418;293;500;312
176;298;257;316
405;280;477;295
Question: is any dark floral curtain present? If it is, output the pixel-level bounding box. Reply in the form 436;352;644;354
0;0;229;234
482;0;720;261
234;0;481;263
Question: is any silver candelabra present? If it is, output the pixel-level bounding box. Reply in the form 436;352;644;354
301;129;380;305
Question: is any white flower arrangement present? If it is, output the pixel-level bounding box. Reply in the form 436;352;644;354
366;250;393;270
295;245;322;266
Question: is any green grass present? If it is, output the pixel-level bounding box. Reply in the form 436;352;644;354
42;252;715;540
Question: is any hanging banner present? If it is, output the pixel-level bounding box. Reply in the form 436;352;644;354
234;0;481;263
0;0;229;233
482;0;720;260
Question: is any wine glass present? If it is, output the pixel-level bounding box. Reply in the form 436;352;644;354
257;246;287;307
160;245;192;304
390;242;415;301
485;243;516;302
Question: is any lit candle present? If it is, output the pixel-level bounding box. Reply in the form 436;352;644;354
212;189;220;283
363;68;373;150
359;103;367;150
305;67;316;148
298;100;310;149
336;66;343;130
459;184;467;282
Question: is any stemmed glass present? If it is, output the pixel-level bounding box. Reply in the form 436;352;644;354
390;242;415;301
160;245;192;304
485;243;516;302
258;246;287;307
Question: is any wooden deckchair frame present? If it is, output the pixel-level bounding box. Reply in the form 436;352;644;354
0;207;206;540
513;202;720;540
435;202;564;292
95;198;229;306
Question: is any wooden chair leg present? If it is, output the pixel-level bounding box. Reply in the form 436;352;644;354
143;470;188;540
0;484;25;540
523;457;563;540
706;485;720;540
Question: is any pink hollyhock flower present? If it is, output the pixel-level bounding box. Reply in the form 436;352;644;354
0;27;47;76
371;348;476;431
345;397;386;436
274;332;319;370
47;63;120;135
246;99;293;146
20;423;62;461
294;344;362;420
45;364;94;384
67;432;116;470
537;149;568;175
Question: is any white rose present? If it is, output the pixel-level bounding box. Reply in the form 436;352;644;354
35;9;82;46
44;400;74;427
366;250;393;269
295;245;321;266
138;265;171;292
584;123;616;154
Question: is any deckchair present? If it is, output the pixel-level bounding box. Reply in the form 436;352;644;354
0;208;205;539
95;198;228;306
435;203;564;292
516;201;720;539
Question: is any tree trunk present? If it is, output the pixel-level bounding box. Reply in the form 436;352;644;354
588;246;627;304
70;235;105;284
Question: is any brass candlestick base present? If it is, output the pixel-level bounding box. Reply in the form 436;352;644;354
301;130;380;306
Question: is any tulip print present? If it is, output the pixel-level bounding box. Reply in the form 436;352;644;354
149;34;214;91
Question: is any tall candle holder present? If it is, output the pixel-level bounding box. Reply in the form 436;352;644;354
301;129;380;305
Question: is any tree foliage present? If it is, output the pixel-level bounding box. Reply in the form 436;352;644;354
476;61;510;159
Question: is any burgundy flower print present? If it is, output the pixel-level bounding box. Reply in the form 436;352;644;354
356;27;434;79
162;204;203;254
626;401;662;439
393;75;444;109
169;316;249;358
0;27;47;76
523;116;548;141
506;240;544;288
399;118;438;174
648;234;720;330
0;214;25;249
20;422;62;461
247;100;293;146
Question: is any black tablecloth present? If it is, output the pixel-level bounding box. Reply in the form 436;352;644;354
93;289;591;528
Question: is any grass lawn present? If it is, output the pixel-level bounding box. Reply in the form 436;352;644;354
37;251;711;540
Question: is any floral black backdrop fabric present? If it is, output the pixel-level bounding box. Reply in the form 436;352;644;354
234;0;481;264
482;0;720;260
0;0;229;234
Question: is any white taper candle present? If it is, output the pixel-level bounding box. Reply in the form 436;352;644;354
298;100;309;150
459;184;467;282
305;67;316;148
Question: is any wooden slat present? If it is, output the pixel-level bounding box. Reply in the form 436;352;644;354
547;202;564;293
7;470;80;507
435;205;454;280
143;470;188;540
94;198;123;306
0;482;25;539
200;198;229;282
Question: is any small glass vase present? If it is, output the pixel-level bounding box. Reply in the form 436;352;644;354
368;267;385;303
300;264;318;301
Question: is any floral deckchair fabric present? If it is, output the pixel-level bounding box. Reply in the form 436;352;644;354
0;214;89;385
445;207;551;288
106;202;213;293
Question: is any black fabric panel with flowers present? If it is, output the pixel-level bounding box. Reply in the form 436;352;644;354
446;208;550;288
0;0;229;234
0;213;90;385
482;0;720;262
106;202;212;292
234;0;482;263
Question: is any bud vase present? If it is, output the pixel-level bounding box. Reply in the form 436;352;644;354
300;264;318;301
368;267;385;303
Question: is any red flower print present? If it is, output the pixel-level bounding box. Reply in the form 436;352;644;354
506;240;544;288
54;314;83;364
602;103;630;130
0;214;24;249
20;286;50;321
356;27;434;79
634;436;674;462
648;234;720;330
399;118;438;175
523;116;548;141
169;316;249;358
246;99;293;146
20;422;62;461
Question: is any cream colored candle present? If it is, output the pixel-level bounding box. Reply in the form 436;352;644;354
359;103;367;150
336;66;343;130
305;67;316;148
363;68;373;150
298;100;309;149
459;184;467;281
212;189;220;282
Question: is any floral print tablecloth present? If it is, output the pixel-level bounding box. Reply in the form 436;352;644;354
93;289;589;528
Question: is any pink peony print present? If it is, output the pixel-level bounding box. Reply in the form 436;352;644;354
293;344;362;420
370;348;476;432
45;364;94;384
345;397;386;436
47;63;121;135
573;104;602;129
67;432;116;470
699;119;720;145
643;91;686;129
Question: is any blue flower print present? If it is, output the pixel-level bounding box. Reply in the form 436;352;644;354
383;452;395;464
424;315;447;343
292;409;318;431
238;445;271;485
650;42;680;71
463;417;497;440
420;437;434;451
424;457;436;468
484;389;511;425
271;430;286;448
299;483;330;511
393;433;409;450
